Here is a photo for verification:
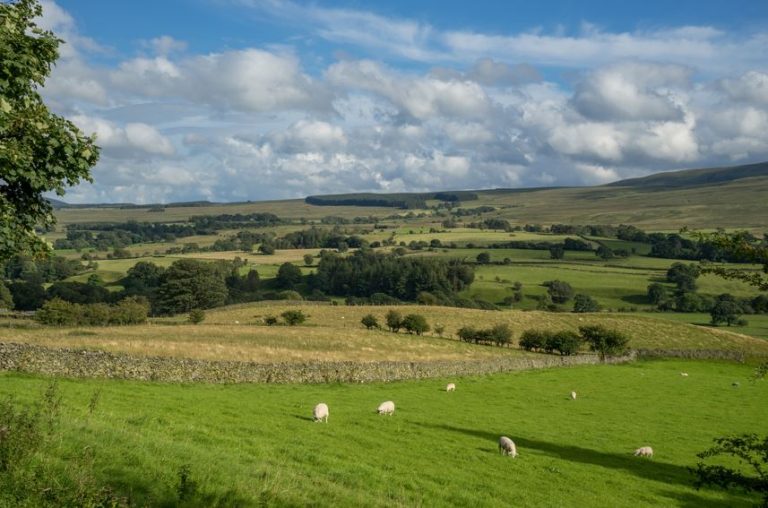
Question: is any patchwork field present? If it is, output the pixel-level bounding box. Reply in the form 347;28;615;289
2;359;765;506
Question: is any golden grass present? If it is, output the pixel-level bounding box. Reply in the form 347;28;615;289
5;304;767;363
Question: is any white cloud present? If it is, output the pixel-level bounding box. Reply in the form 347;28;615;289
71;115;175;157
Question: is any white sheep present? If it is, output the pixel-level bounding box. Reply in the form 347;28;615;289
377;401;395;415
570;391;577;400
634;446;653;458
313;403;329;423
446;383;456;392
680;372;688;377
499;436;517;457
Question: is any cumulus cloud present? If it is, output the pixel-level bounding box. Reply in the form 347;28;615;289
32;0;768;203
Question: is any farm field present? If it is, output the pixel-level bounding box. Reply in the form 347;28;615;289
631;312;768;341
5;304;768;361
1;359;765;506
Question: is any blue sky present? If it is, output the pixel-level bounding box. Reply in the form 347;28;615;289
38;0;768;203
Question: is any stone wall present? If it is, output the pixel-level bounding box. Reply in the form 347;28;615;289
0;342;635;384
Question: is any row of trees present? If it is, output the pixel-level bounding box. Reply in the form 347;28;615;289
519;325;630;359
35;296;148;326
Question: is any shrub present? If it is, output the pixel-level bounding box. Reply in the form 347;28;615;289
189;309;205;324
550;331;582;356
458;326;478;343
385;310;403;332
263;315;278;326
434;324;445;337
361;314;379;330
579;325;629;360
573;294;600;313
519;329;546;351
476;252;491;264
545;280;573;304
281;310;307;326
488;323;513;346
401;314;430;335
303;254;314;266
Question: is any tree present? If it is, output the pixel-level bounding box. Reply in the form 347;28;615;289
258;243;275;255
155;259;228;315
549;245;565;260
476;252;491;264
710;299;742;326
692;434;768;507
385;310;402;332
595;245;614;260
519;329;546;351
401;314;430;335
573;294;600;313
0;0;100;260
361;314;379;330
275;262;302;289
647;283;670;306
666;262;700;292
303;254;314;266
579;325;629;361
0;281;13;310
546;280;573;304
8;280;46;310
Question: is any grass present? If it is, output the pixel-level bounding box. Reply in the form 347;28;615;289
630;312;768;340
1;359;765;506
4;303;768;361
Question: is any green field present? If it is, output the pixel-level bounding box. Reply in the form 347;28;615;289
2;359;764;507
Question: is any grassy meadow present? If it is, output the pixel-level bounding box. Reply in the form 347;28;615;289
5;303;768;361
2;359;765;507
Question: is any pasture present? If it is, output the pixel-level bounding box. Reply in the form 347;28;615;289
1;359;764;506
5;304;768;361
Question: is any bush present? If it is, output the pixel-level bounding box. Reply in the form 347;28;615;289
545;280;573;304
281;310;307;326
36;297;149;326
189;309;205;324
573;294;600;313
385;310;403;332
263;315;278;326
549;331;582;356
361;314;379;330
458;326;478;343
401;314;430;335
579;325;629;360
488;323;513;346
519;329;546;351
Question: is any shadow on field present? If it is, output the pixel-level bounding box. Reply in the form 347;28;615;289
292;414;315;422
416;423;694;488
620;294;648;305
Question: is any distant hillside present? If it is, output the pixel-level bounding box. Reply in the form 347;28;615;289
607;161;768;189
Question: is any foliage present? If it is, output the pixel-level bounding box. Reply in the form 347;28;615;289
7;280;46;310
545;280;574;304
691;434;768;507
189;309;205;324
35;297;149;326
519;329;547;352
313;250;474;301
545;331;583;356
281;309;307;326
457;323;512;347
303;254;314;266
667;262;701;292
155;259;228;315
401;313;430;335
710;299;743;327
573;294;600;313
549;244;565;260
476;252;491;264
276;262;303;289
385;310;403;332
0;282;13;310
695;230;768;291
579;325;629;360
361;314;379;330
0;0;100;259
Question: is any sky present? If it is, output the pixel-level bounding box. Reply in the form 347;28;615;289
35;0;768;204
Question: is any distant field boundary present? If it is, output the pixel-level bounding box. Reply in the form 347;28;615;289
0;342;634;384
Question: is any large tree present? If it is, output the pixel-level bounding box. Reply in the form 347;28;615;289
0;0;99;260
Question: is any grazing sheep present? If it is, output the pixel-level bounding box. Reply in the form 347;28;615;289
377;401;395;415
313;403;329;423
680;372;688;377
570;391;577;400
634;446;653;458
499;436;517;457
446;383;456;392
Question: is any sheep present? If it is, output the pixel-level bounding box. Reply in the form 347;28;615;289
377;401;395;415
499;436;517;457
634;446;653;458
313;403;329;423
446;383;456;392
680;372;688;377
570;391;577;400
